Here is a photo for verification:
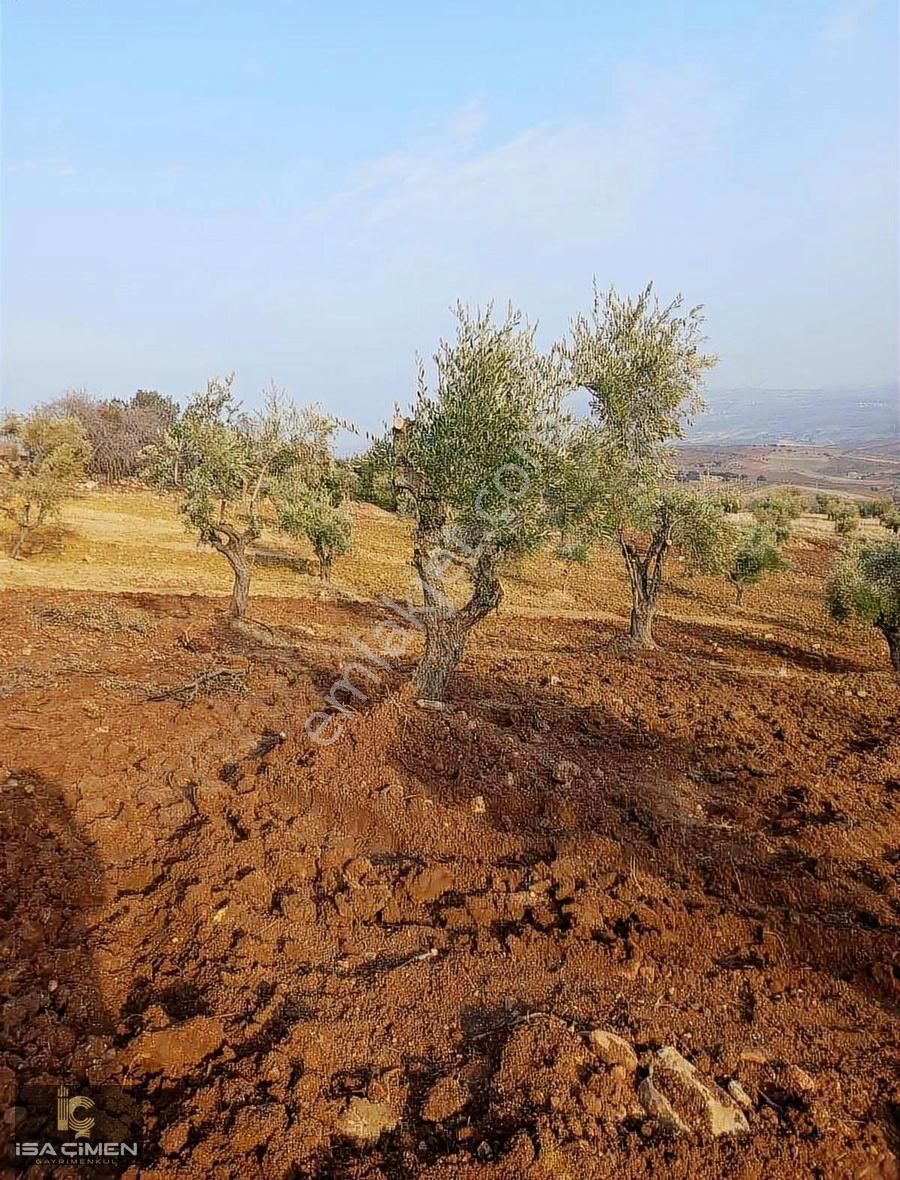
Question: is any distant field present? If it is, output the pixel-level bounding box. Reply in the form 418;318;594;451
676;439;900;498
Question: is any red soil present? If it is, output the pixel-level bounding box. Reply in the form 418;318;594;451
0;554;898;1177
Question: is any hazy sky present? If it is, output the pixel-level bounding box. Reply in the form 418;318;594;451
2;0;897;433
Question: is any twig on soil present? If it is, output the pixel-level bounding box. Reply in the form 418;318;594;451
148;666;247;705
469;1010;578;1040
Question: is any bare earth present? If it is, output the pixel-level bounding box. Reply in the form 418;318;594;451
0;492;898;1178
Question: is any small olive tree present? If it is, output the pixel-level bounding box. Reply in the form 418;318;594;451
613;487;736;644
827;540;900;672
569;282;722;646
277;475;352;581
879;506;900;535
353;433;398;512
0;411;90;557
148;376;342;619
829;500;860;536
393;303;571;700
859;498;892;520
750;489;804;543
727;525;788;604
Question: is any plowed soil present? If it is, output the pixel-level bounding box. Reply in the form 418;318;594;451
1;496;898;1178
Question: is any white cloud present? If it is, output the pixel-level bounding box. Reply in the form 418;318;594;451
307;65;727;275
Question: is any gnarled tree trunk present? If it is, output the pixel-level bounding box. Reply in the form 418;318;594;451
619;520;673;649
412;543;502;702
207;523;256;621
315;541;333;582
223;544;251;619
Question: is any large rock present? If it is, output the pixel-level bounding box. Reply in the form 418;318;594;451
639;1046;750;1138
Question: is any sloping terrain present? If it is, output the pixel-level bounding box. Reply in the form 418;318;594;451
0;495;898;1178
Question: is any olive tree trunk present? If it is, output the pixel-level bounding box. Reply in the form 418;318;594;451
879;622;900;673
9;522;30;559
315;542;333;582
207;524;255;621
412;545;502;702
619;523;673;650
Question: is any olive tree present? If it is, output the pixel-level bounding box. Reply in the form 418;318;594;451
0;411;90;557
829;500;860;536
148;376;341;620
545;423;611;565
880;506;900;535
827;541;900;672
750;489;804;543
727;525;788;604
568;282;721;646
393;303;571;701
277;474;352;581
353;433;398;511
613;487;736;644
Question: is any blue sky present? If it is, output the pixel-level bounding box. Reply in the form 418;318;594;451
1;0;897;434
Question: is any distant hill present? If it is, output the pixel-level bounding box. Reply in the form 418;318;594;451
685;385;898;445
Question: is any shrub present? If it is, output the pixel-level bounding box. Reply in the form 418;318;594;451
49;390;178;483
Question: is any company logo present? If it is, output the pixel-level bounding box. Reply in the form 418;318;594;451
8;1082;143;1171
56;1085;96;1139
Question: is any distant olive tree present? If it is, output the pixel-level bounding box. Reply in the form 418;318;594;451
858;498;892;519
353;433;398;512
147;376;342;620
0;411;90;557
879;506;900;535
827;540;900;672
750;489;804;543
829;500;860;536
569;282;722;646
277;469;353;582
545;423;611;566
712;489;743;514
393;303;572;700
616;488;737;644
727;525;788;604
813;492;833;515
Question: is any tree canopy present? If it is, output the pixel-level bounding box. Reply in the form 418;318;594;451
827;540;900;671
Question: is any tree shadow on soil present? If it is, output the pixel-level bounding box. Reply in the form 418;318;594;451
658;616;870;673
0;770;112;1095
